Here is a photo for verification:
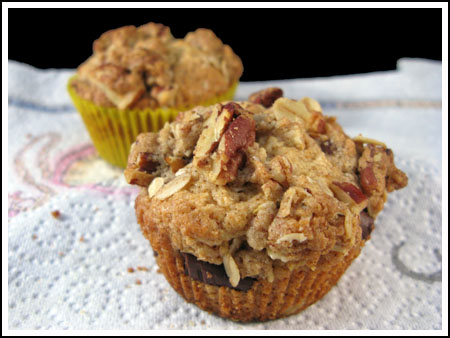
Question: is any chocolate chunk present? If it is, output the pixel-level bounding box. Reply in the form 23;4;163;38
320;140;336;155
137;152;159;173
360;211;375;240
181;252;254;292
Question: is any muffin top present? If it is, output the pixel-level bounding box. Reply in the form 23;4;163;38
71;22;243;110
125;88;408;286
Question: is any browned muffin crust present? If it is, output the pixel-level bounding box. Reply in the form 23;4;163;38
72;23;243;110
125;89;408;289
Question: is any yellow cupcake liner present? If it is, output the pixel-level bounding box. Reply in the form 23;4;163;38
67;76;238;168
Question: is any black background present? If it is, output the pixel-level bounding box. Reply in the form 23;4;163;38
8;8;442;81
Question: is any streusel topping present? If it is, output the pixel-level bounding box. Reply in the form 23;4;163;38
127;88;408;285
72;23;243;110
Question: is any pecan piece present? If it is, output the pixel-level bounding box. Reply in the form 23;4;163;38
330;181;368;214
360;166;377;193
194;103;238;166
249;87;283;108
124;169;154;187
223;114;256;159
210;112;256;185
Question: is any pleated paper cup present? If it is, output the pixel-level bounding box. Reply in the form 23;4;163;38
67;76;238;168
136;193;363;322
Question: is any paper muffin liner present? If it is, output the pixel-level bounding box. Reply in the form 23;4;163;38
67;76;238;168
143;216;363;322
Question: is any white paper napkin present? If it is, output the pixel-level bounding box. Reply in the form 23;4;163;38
7;58;443;330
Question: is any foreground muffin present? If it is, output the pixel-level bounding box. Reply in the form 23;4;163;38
125;88;408;321
68;22;242;167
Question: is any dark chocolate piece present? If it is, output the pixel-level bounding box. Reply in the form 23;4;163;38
320;140;336;155
181;252;254;292
360;211;375;240
137;152;159;173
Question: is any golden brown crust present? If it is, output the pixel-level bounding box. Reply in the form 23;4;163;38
72;23;243;110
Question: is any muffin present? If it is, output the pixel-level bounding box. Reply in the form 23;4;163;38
68;22;243;168
124;88;408;322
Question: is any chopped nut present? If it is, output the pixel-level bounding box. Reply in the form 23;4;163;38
276;233;308;244
147;177;165;198
135;279;142;285
194;103;236;165
154;173;191;200
223;254;240;287
223;114;255;159
248;87;283;108
124;168;154;187
311;116;326;134
127;267;135;273
79;236;85;242
137;266;149;272
330;181;368;214
210;112;256;185
360;166;378;193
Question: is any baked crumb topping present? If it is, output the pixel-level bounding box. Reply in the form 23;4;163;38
72;23;243;110
129;88;408;284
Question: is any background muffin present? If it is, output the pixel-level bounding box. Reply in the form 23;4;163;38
68;22;242;167
125;88;408;322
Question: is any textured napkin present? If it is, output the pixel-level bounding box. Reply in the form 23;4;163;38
7;58;442;330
